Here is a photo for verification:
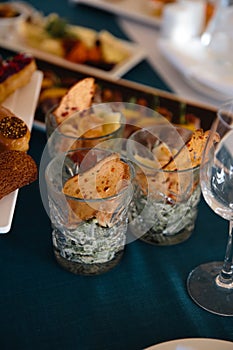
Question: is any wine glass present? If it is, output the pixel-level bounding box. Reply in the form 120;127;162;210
187;99;233;316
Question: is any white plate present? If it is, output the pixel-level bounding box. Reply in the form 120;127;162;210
0;23;146;80
158;38;233;101
145;338;233;350
71;0;162;28
0;70;43;234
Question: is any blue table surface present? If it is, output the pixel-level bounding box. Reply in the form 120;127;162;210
0;1;232;349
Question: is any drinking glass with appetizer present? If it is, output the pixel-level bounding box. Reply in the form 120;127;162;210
44;147;134;275
45;78;126;156
126;125;210;245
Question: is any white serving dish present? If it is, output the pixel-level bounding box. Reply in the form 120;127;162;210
0;70;43;234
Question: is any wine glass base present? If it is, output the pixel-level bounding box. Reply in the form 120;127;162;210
187;261;233;316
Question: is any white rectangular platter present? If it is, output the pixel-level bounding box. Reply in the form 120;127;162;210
72;0;162;27
0;70;43;233
0;13;146;80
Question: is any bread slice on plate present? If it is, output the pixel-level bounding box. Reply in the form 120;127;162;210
0;150;37;200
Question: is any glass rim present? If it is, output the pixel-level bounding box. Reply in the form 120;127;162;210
126;125;199;173
217;99;233;130
48;105;126;140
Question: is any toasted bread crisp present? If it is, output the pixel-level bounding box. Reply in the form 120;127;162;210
136;128;220;201
53;77;96;125
63;153;130;226
177;129;209;169
0;150;37;199
162;129;216;170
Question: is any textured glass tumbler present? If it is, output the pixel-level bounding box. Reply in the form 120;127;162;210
127;125;201;246
45;148;134;275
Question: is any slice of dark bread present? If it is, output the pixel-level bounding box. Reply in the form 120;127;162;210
0;150;37;199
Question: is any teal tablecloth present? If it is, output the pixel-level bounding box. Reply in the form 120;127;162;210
0;1;232;349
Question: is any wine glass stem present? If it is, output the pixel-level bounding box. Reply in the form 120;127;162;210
216;220;233;288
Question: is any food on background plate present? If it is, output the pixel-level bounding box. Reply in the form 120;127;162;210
63;152;130;227
0;150;37;200
0;105;31;152
18;13;130;71
0;52;37;104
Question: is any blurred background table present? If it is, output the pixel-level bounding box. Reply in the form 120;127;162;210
0;1;232;349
